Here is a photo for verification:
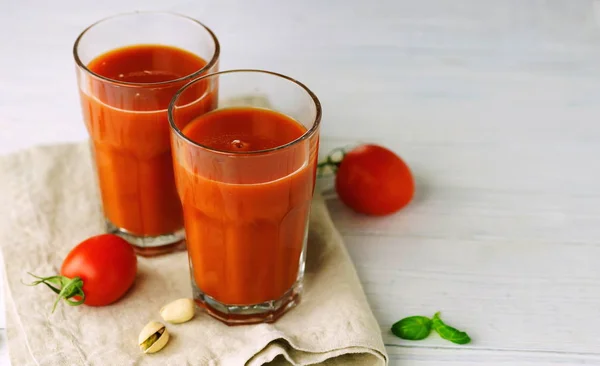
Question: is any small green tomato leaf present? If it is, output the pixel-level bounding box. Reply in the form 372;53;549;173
431;312;471;345
391;316;432;341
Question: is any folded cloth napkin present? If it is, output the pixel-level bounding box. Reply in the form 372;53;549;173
0;143;388;366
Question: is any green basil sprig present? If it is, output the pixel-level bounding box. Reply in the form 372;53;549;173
391;311;471;345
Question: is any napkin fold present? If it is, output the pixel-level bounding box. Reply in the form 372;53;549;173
0;143;388;366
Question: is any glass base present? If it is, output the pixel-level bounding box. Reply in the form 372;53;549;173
193;280;302;325
106;220;186;257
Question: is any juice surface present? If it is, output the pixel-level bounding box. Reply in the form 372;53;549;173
80;45;216;236
176;107;316;305
89;45;204;83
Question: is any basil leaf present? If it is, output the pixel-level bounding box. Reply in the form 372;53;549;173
391;316;432;340
431;312;471;345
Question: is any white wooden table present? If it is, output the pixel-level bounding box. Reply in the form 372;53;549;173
2;0;600;364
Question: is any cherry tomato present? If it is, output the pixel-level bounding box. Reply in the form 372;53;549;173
60;234;137;306
335;144;414;215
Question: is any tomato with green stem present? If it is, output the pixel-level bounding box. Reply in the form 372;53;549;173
26;234;137;311
320;144;414;215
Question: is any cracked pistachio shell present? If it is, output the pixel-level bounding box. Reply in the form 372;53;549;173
139;321;169;354
160;298;195;324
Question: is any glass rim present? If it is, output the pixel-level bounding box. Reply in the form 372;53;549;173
72;11;221;88
168;69;322;156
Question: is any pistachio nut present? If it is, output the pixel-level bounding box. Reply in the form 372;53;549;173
160;298;195;324
139;321;169;354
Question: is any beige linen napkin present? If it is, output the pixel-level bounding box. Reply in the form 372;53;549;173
0;143;388;366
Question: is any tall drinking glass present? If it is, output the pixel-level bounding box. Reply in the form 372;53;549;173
169;70;321;324
73;12;219;256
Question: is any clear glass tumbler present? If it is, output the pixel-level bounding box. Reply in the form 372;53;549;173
169;70;321;324
73;12;219;256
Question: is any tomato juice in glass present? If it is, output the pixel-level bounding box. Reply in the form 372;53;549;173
169;70;321;324
73;12;219;255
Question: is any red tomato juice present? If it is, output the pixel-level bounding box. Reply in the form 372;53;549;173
175;107;316;305
79;45;216;237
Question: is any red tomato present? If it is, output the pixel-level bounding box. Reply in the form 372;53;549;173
335;144;414;215
61;234;137;306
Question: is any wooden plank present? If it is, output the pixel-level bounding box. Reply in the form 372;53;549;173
340;233;600;354
386;346;600;365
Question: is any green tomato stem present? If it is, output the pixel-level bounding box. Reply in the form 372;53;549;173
24;272;86;313
317;147;347;177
